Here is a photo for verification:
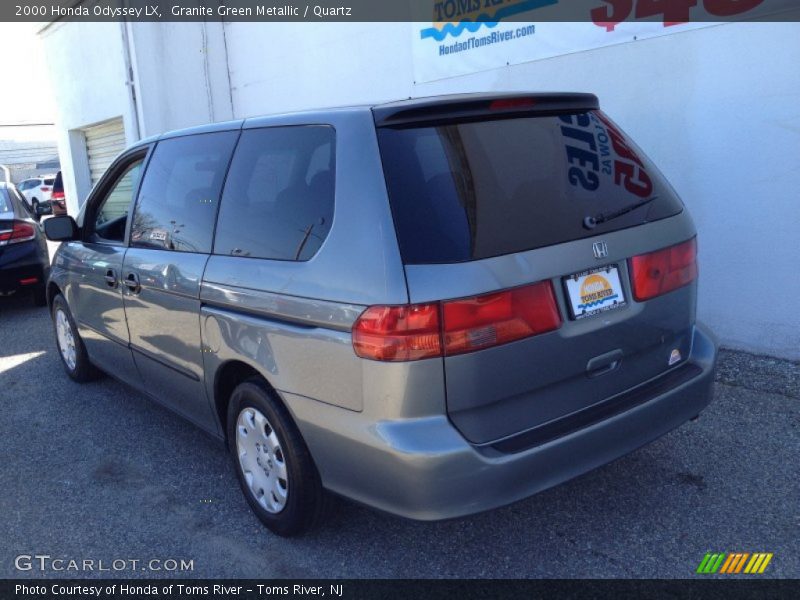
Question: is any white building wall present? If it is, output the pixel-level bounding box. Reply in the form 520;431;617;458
127;23;233;137
41;20;800;359
39;21;134;214
39;22;233;212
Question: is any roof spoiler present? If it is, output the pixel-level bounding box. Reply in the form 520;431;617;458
373;93;599;127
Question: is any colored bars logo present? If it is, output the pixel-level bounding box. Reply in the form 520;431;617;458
696;552;773;574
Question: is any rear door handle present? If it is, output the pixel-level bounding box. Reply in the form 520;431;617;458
587;349;623;378
104;268;117;288
123;272;141;294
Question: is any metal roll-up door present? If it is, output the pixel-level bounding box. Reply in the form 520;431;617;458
84;118;126;186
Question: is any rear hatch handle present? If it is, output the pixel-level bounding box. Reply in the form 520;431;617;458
586;349;623;378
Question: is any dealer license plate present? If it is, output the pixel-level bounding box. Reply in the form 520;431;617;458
563;265;627;320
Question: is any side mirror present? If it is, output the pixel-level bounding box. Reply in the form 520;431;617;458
44;216;79;241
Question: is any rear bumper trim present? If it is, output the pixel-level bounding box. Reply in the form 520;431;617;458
490;362;703;454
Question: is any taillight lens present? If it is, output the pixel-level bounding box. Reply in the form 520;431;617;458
352;280;561;361
442;281;560;355
40;187;51;192
629;238;698;301
51;191;65;200
0;221;36;246
489;98;537;111
352;303;442;361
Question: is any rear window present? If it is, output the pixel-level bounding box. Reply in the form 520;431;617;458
44;178;54;185
377;111;683;264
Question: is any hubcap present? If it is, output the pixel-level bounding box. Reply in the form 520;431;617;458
236;407;288;513
55;309;77;371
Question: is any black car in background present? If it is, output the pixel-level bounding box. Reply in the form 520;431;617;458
0;183;49;306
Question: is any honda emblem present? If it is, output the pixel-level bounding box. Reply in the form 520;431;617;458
592;241;609;259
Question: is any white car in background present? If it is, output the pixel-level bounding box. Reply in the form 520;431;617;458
17;175;56;214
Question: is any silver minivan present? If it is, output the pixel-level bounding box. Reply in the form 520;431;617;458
44;93;717;536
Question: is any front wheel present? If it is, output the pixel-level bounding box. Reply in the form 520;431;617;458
52;294;98;382
227;379;328;536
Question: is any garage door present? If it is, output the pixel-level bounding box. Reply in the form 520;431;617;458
84;118;126;186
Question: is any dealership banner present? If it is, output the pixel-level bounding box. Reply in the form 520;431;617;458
411;0;796;82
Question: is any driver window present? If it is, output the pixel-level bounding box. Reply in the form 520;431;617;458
93;159;144;243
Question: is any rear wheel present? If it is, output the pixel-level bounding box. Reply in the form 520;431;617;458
52;294;98;382
227;378;328;536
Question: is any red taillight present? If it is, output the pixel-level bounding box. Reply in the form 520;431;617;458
352;303;442;361
489;98;536;111
40;187;51;192
352;281;561;362
19;277;39;286
51;190;65;200
0;221;36;245
629;238;698;302
442;281;561;356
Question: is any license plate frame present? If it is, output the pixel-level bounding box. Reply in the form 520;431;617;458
563;264;627;320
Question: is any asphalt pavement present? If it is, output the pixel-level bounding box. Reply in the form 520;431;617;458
1;292;797;578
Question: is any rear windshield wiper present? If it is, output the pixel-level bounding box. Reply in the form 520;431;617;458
583;196;658;230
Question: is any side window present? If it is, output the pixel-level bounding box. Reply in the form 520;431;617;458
214;126;335;261
92;158;144;243
131;131;238;253
18;181;29;191
0;189;11;212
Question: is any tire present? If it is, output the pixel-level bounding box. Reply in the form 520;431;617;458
32;285;47;307
51;293;99;382
227;378;328;536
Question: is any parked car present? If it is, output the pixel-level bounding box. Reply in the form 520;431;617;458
44;93;717;536
17;175;56;216
0;183;49;305
49;171;67;216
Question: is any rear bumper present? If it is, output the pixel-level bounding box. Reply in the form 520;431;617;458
287;323;717;521
0;243;48;293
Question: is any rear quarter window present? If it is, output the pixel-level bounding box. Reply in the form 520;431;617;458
377;111;683;264
214;125;335;262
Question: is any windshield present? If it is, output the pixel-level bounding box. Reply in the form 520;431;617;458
377;110;683;264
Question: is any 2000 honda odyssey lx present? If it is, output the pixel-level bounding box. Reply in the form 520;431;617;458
44;93;717;536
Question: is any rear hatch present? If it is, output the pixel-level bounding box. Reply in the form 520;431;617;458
375;94;699;446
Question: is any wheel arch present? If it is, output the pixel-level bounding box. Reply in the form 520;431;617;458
46;281;62;309
213;359;286;441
